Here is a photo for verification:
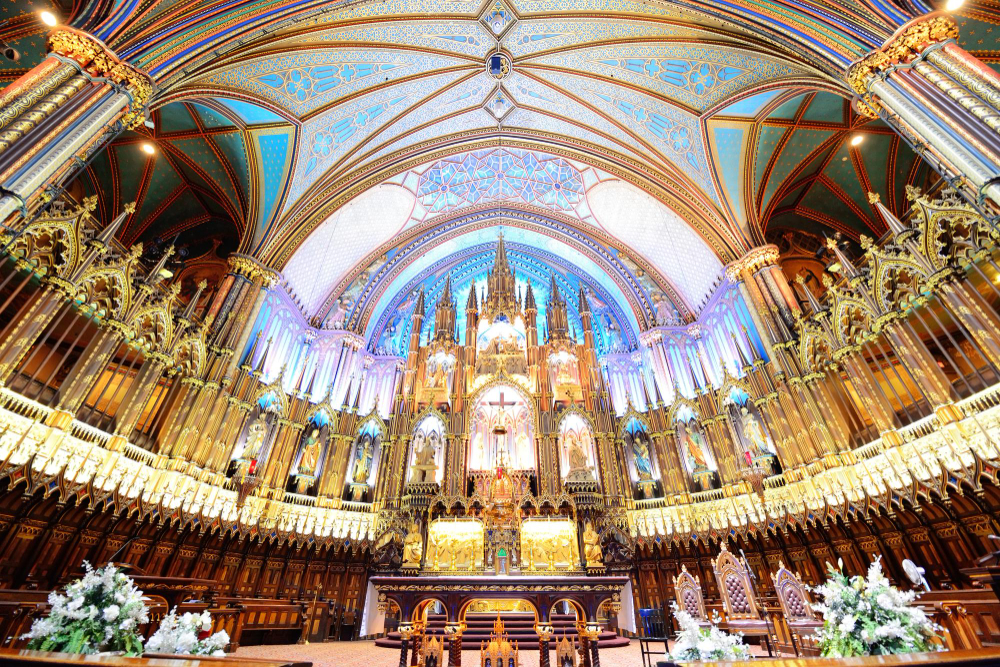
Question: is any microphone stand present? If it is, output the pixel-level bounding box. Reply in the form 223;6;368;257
740;548;776;657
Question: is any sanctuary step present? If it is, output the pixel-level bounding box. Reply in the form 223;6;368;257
374;612;630;650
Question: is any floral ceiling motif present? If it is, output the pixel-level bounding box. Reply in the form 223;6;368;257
415;148;585;214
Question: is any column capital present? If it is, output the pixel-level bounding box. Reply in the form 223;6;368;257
227;254;282;288
724;245;780;281
848;14;959;112
47;28;154;129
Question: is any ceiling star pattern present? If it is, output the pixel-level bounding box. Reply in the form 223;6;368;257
706;89;935;246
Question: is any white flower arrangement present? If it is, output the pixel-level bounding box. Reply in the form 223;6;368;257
810;557;941;657
669;603;751;662
22;562;148;656
146;608;229;656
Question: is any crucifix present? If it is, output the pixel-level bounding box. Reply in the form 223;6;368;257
488;390;518;468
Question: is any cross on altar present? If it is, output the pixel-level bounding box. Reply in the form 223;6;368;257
487;391;518;411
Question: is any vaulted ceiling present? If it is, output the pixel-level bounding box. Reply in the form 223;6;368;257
3;0;1000;347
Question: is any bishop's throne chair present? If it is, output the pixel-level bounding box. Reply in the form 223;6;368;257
712;543;774;655
672;565;709;626
771;561;822;656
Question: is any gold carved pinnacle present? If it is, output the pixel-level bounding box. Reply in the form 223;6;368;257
868;192;881;205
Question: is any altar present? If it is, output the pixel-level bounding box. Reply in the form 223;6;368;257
369;574;629;626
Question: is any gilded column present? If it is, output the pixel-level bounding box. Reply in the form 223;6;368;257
849;15;1000;216
0;29;152;224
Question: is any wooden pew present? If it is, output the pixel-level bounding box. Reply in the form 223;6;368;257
214;599;309;649
919;589;1000;650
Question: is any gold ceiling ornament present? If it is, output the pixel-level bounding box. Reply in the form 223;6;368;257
723;245;780;282
847;15;959;116
47;29;154;130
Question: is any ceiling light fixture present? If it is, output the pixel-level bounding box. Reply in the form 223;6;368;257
850;134;864;147
39;11;58;26
945;0;965;11
141;142;156;155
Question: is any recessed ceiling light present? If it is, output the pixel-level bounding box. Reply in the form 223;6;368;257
141;142;156;155
850;134;864;147
946;0;965;10
39;11;58;26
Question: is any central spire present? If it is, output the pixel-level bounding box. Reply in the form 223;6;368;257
482;230;520;322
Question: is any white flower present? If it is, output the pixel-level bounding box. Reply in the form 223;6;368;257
839;615;856;633
103;605;120;622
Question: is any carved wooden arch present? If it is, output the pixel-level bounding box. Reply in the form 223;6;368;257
410;404;448;435
76;263;135;321
172;332;205;377
556;404;597;433
712;542;761;620
9;206;83;279
304;404;338;431
830;292;877;348
252;381;290;417
130;302;173;352
616;406;650;440
665;396;700;425
870;252;928;314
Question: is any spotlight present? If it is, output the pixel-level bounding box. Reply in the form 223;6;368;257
945;0;965;10
850;134;864;147
141;142;156;155
39;11;58;27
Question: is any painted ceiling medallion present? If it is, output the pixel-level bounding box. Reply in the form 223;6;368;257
487;52;513;81
481;0;516;36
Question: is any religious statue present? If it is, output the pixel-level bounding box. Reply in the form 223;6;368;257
741;407;770;457
514;431;529;468
472;432;486;470
583;521;603;567
565;435;595;483
631;434;654;481
681;425;709;471
402;522;423;568
243;418;266;461
409;431;439;484
297;428;322;476
353;435;374;484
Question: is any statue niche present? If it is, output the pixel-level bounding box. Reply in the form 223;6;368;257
291;414;329;494
559;413;597;487
228;397;279;481
347;421;381;501
675;412;718;490
622;418;659;499
725;389;778;473
408;415;445;486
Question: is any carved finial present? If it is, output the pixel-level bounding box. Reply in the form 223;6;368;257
867;192;881;204
82;195;98;212
821;273;833;287
905;185;922;201
859;235;873;250
825;237;837;250
794;274;806;285
197;279;208;290
123;201;137;215
127;243;143;261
